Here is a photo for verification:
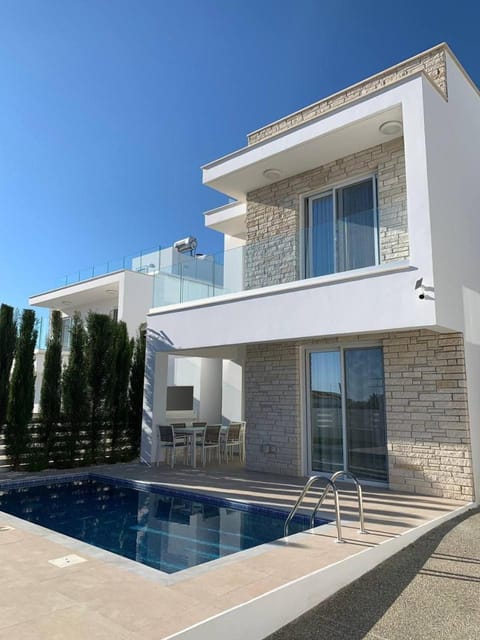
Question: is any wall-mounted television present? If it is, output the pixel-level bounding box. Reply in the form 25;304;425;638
166;386;194;411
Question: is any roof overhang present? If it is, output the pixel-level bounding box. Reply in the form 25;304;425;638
29;271;124;310
202;81;419;200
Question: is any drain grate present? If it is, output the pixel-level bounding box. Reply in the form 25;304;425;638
48;554;87;568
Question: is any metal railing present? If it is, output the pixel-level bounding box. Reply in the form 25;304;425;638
284;470;366;543
327;470;365;533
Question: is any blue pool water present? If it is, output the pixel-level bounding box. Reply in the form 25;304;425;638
0;476;325;573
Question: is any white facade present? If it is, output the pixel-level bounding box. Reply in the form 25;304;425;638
141;45;480;502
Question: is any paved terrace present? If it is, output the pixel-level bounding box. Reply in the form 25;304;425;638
0;462;471;640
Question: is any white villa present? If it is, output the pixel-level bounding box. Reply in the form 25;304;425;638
29;243;227;423
141;43;480;503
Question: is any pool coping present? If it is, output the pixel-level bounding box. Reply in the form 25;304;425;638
162;501;475;640
0;471;329;586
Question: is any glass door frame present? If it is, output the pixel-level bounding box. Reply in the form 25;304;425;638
300;173;380;281
302;342;389;486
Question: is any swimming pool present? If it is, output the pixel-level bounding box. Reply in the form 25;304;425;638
0;475;326;574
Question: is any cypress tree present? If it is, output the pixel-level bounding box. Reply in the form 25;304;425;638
62;313;89;466
0;304;17;426
128;323;146;456
86;312;112;462
39;310;63;464
108;321;132;460
6;309;37;469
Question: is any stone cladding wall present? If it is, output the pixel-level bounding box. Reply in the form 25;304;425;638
244;330;473;501
245;341;301;476
248;46;447;145
245;138;407;290
384;331;473;501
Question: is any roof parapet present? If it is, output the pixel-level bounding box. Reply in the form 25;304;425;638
247;43;449;147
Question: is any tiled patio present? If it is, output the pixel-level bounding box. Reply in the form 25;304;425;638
0;462;471;639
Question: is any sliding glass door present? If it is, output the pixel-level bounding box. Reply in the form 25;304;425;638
308;346;387;483
309;351;343;474
305;177;378;278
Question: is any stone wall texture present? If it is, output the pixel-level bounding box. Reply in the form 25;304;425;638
245;137;407;290
244;330;473;501
384;331;472;501
245;341;301;476
248;46;447;145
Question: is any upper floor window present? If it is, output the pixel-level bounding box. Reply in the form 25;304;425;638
304;176;379;278
61;316;72;350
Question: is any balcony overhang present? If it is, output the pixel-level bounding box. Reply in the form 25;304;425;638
204;201;247;238
202;87;410;200
29;271;124;310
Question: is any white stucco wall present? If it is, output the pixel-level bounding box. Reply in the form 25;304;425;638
422;55;480;500
33;350;45;414
223;234;245;294
146;265;436;351
199;359;223;424
222;353;245;424
141;347;225;464
119;271;153;337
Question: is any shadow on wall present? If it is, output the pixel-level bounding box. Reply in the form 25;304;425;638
141;328;176;465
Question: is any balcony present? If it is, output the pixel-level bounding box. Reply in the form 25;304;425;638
151;203;409;310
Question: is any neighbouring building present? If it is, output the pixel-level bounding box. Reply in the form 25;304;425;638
29;243;228;426
142;44;480;502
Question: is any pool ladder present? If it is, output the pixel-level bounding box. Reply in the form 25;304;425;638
284;470;366;543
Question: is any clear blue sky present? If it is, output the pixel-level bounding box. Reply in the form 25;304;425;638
0;0;478;311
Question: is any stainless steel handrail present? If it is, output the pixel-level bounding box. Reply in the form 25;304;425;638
330;470;366;534
309;470;366;535
284;470;366;544
283;476;344;542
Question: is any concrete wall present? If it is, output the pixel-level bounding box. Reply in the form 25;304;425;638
245;138;408;289
244;330;473;500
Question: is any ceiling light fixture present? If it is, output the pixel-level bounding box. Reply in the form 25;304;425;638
263;168;282;181
379;120;403;136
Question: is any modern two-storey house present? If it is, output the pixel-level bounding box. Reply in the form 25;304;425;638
141;44;480;503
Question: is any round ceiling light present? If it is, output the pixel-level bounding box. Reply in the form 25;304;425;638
263;168;282;181
379;120;403;136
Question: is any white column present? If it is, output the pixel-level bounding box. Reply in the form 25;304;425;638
141;332;169;465
222;349;245;423
199;358;223;424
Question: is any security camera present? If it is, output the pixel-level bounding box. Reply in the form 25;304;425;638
415;278;425;300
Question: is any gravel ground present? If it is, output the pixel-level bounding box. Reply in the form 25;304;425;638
266;507;480;640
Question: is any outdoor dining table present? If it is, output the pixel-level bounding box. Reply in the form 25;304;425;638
173;425;207;469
